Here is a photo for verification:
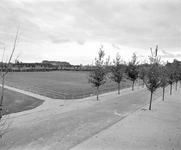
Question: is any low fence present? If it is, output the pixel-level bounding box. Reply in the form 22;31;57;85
1;81;135;100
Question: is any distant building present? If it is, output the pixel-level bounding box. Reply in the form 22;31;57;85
42;60;71;70
11;62;56;72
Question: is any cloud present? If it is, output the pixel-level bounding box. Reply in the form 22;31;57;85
160;50;181;58
112;44;121;50
0;0;180;63
52;38;70;44
1;0;180;45
76;39;85;45
139;55;145;58
49;34;70;44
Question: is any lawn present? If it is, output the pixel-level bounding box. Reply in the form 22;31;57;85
3;71;132;99
0;87;44;115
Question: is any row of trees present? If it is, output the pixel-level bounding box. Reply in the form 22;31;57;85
88;45;181;110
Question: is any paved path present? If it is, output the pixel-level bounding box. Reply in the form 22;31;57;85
3;85;140;127
0;84;170;150
70;88;181;150
1;84;179;150
0;84;169;150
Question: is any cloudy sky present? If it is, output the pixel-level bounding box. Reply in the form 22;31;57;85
0;0;180;65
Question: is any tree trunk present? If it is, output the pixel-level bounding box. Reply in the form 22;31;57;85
96;87;99;100
0;75;5;120
132;80;134;91
149;91;153;110
118;83;120;94
162;87;165;101
137;79;139;89
170;83;172;95
175;81;177;91
142;81;144;88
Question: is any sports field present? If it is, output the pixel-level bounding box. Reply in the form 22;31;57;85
4;71;132;99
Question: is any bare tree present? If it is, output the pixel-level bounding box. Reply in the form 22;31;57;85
110;53;126;94
0;27;21;138
88;45;107;100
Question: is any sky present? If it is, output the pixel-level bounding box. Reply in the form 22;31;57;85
0;0;181;65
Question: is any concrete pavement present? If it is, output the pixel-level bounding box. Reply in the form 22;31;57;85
70;88;181;150
4;84;140;127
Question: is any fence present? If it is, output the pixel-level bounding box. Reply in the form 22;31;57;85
1;78;147;100
1;81;135;100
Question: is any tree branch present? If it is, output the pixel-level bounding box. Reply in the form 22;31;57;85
8;26;20;64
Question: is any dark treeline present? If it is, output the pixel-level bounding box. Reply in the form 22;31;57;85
0;61;90;72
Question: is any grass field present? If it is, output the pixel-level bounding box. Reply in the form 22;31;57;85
3;71;132;99
0;87;44;115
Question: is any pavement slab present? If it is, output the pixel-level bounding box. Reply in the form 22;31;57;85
70;89;181;150
0;85;180;150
